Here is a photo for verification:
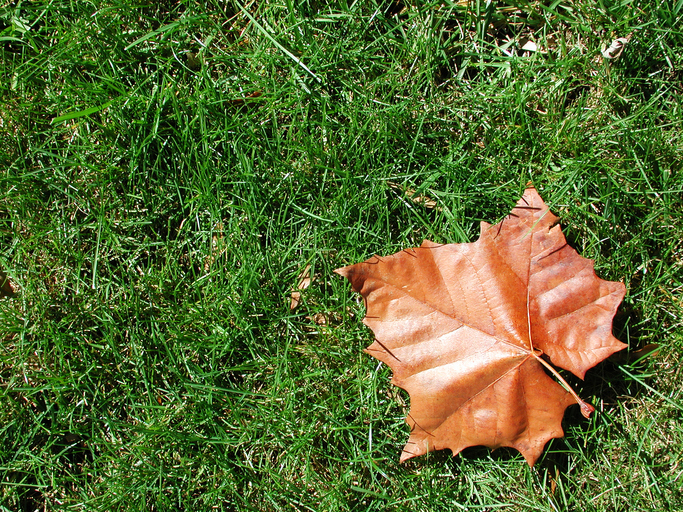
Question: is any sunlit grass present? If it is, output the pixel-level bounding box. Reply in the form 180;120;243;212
1;0;682;510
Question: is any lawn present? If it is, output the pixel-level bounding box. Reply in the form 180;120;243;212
1;0;682;510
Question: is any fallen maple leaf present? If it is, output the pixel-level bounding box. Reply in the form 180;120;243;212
336;187;626;466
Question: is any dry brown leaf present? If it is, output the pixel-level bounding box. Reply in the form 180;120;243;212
336;187;626;466
290;264;312;310
310;313;328;325
0;270;17;297
602;37;629;59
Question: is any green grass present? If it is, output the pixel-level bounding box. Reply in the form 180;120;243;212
1;0;682;510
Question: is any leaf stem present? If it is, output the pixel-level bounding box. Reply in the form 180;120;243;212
533;353;595;418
